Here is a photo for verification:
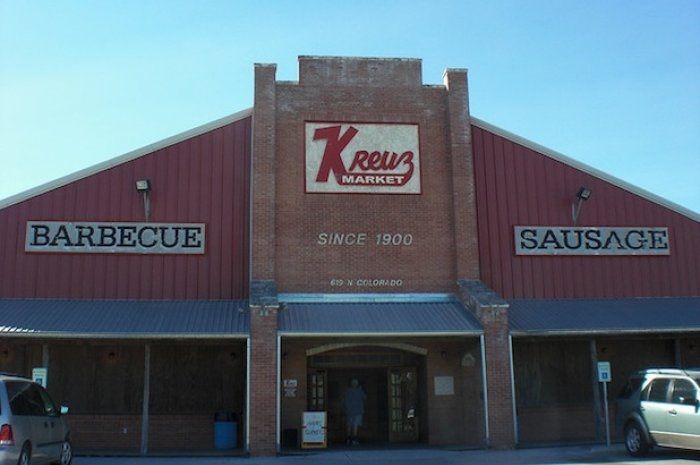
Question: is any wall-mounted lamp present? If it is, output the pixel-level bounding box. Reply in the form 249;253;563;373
135;179;152;221
572;186;591;225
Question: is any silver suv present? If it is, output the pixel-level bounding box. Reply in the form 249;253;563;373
617;368;700;456
0;374;72;465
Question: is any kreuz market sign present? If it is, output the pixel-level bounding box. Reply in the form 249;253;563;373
514;226;670;256
25;222;205;254
305;122;421;194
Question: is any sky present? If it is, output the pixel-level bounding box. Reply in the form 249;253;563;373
1;0;699;214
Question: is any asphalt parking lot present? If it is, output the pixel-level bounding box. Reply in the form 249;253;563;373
72;444;700;465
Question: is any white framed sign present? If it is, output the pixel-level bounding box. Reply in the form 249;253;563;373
514;226;670;256
25;221;205;254
32;367;48;388
305;122;421;194
301;411;327;448
597;361;612;383
434;376;455;396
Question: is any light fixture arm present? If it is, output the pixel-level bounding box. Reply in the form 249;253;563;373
572;198;584;225
572;186;591;225
142;191;151;222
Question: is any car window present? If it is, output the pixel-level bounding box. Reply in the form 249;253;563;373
36;385;58;416
671;379;697;405
6;381;44;416
646;378;671;403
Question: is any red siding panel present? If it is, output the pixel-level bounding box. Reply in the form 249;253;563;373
0;117;251;300
472;125;700;299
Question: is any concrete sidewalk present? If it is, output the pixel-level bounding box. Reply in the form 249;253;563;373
72;445;699;465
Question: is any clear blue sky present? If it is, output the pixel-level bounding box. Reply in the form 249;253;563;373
1;1;698;213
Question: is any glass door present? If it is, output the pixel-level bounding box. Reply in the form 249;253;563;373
387;367;418;442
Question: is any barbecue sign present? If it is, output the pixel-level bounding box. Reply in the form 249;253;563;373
305;122;421;194
25;221;205;254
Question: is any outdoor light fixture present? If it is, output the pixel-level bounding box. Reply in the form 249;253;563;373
572;186;592;225
135;179;151;192
576;187;591;201
135;179;152;221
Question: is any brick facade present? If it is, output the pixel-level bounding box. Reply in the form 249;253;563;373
271;57;473;293
249;56;514;453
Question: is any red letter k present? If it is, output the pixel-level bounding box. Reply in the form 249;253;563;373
313;125;358;182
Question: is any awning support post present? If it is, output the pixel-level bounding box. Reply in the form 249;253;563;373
590;339;602;443
508;335;518;444
41;344;49;369
276;334;281;453
479;334;490;446
245;337;251;453
140;344;151;455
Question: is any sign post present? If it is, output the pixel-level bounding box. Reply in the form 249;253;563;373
597;361;612;446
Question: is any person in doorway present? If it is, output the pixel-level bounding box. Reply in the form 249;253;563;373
342;378;367;445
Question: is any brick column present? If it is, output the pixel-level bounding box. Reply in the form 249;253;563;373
458;279;515;449
252;63;277;280
248;281;279;456
250;64;279;456
444;69;480;279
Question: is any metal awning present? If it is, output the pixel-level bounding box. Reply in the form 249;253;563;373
0;299;249;339
509;297;700;336
278;300;482;336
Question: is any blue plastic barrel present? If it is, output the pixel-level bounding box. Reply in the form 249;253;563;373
214;421;237;449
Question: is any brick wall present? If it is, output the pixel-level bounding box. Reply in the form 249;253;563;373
480;311;516;448
248;305;279;455
149;415;216;450
517;407;595;443
69;415;141;451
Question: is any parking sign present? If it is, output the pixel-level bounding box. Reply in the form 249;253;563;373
597;361;611;383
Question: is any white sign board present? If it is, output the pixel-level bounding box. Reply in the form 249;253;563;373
25;222;205;254
434;376;455;396
597;361;612;383
301;411;327;448
305;122;421;194
514;226;670;256
32;367;48;388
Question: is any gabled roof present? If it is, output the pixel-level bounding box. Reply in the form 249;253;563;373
471;117;700;223
0;108;253;211
1;107;696;224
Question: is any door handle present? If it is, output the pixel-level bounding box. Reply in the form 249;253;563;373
669;409;678;415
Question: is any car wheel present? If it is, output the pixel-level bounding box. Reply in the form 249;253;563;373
17;444;30;465
58;439;73;465
625;421;650;456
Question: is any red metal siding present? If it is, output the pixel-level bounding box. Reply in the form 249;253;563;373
0;117;251;299
472;124;700;299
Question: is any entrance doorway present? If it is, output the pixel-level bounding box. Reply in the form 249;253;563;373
307;347;422;446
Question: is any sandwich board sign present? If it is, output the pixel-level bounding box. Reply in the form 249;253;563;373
301;411;327;448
